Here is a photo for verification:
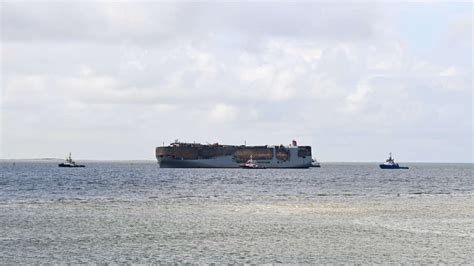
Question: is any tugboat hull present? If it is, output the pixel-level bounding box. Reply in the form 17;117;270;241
379;164;408;169
240;164;266;169
58;163;85;167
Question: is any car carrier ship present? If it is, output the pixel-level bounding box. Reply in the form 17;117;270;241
156;140;312;168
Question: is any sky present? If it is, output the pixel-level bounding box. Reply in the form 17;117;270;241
1;1;472;162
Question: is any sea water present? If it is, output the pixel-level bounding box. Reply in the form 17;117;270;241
0;161;472;263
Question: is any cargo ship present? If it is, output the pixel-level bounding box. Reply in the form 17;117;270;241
156;140;312;168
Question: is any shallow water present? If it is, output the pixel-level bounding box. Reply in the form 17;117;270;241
0;161;473;263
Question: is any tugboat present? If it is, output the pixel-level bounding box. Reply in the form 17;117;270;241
240;155;266;169
58;153;85;168
379;153;408;169
311;158;321;167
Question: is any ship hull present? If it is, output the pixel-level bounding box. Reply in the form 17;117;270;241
158;156;311;168
158;155;238;168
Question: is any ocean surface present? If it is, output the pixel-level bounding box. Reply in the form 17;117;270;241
0;161;472;263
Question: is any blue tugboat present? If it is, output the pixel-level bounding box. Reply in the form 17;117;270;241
379;153;408;169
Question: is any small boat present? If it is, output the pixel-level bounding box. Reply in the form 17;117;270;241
311;158;321;167
58;153;85;168
379;153;408;169
240;155;266;169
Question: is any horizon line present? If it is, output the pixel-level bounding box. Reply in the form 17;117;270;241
1;158;473;164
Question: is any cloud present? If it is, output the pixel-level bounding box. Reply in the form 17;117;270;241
439;66;457;77
1;2;472;161
345;79;374;112
1;2;381;44
1;2;182;43
209;103;238;122
443;13;472;50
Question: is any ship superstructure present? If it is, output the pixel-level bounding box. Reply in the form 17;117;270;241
156;140;312;168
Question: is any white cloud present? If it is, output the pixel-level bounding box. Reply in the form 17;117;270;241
209;103;238;122
266;40;323;62
345;80;374;112
439;66;457;77
367;42;404;71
